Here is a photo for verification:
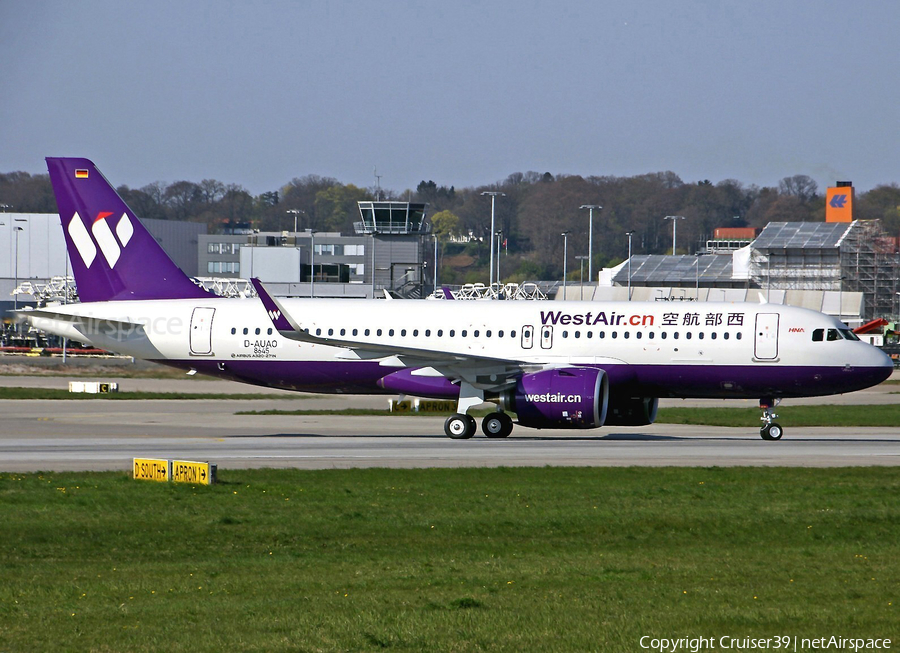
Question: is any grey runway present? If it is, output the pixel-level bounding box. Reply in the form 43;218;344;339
2;396;899;471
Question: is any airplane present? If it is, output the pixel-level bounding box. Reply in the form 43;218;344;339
19;157;893;441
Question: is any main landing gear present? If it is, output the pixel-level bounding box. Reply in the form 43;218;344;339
443;412;514;439
444;381;515;439
759;398;783;441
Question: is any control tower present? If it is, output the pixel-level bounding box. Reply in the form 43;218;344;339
355;201;431;297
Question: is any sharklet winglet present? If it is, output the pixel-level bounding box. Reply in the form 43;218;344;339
251;278;300;333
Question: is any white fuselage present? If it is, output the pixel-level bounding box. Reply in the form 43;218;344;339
24;297;891;400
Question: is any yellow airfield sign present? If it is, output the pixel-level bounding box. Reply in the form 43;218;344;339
133;458;171;482
172;460;217;485
133;458;216;484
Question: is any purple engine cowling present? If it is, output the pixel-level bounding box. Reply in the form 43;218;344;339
507;367;608;429
377;368;460;398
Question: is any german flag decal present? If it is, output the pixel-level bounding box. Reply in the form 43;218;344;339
75;169;89;179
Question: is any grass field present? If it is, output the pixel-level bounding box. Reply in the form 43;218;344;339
1;467;897;651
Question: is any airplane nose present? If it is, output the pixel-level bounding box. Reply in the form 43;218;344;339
871;346;894;384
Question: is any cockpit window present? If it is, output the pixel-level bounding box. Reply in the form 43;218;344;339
840;329;860;341
826;329;841;341
812;328;824;342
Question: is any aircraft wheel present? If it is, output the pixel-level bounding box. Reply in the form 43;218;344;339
482;412;513;438
445;414;476;439
760;423;784;441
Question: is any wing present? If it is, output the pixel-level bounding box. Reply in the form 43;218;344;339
251;278;530;390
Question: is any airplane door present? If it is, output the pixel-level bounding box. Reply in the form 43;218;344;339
540;325;553;349
190;307;215;355
521;325;534;349
754;313;779;360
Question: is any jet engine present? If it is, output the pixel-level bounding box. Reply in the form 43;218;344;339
603;395;659;426
493;367;608;429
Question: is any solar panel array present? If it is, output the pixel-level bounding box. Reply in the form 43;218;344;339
613;254;734;285
751;221;854;250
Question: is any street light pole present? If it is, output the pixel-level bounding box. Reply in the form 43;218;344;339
561;231;570;298
695;254;701;299
664;215;685;255
286;209;304;234
13;218;26;313
481;191;505;290
575;255;589;300
308;230;317;298
579;204;602;282
495;230;503;287
433;234;439;291
625;231;635;300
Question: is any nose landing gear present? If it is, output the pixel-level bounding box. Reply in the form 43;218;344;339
759;398;783;440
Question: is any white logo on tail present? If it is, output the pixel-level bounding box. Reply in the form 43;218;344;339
68;212;134;269
268;310;282;321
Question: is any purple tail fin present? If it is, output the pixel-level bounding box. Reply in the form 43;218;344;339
46;157;212;302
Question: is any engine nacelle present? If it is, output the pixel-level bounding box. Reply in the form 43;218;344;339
500;367;608;429
604;395;659;426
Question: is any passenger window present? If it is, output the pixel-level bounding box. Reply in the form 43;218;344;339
449;330;455;337
474;330;480;337
600;331;606;339
315;328;322;336
437;329;443;337
710;332;716;340
462;330;467;337
587;331;593;339
425;329;430;337
736;332;742;340
612;331;618;339
624;332;630;339
698;332;704;340
723;332;729;340
575;331;580;338
377;329;383;336
352;329;358;336
243;328;249;335
340;328;346;336
510;330;516;338
328;328;334;336
648;332;655;339
365;329;370;336
636;332;642;339
267;328;273;335
486;330;491;338
661;332;667;340
255;328;261;335
498;330;504;337
562;331;568;338
231;328;236;335
686;332;692;340
389;329;395;336
401;329;407;337
674;332;679;340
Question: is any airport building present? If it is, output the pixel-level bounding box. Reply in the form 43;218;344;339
583;218;900;327
2;200;431;317
200;201;430;299
0;212;205;318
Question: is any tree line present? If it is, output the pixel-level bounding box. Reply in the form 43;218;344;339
2;168;899;283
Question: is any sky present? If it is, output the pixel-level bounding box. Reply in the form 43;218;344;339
2;1;899;196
